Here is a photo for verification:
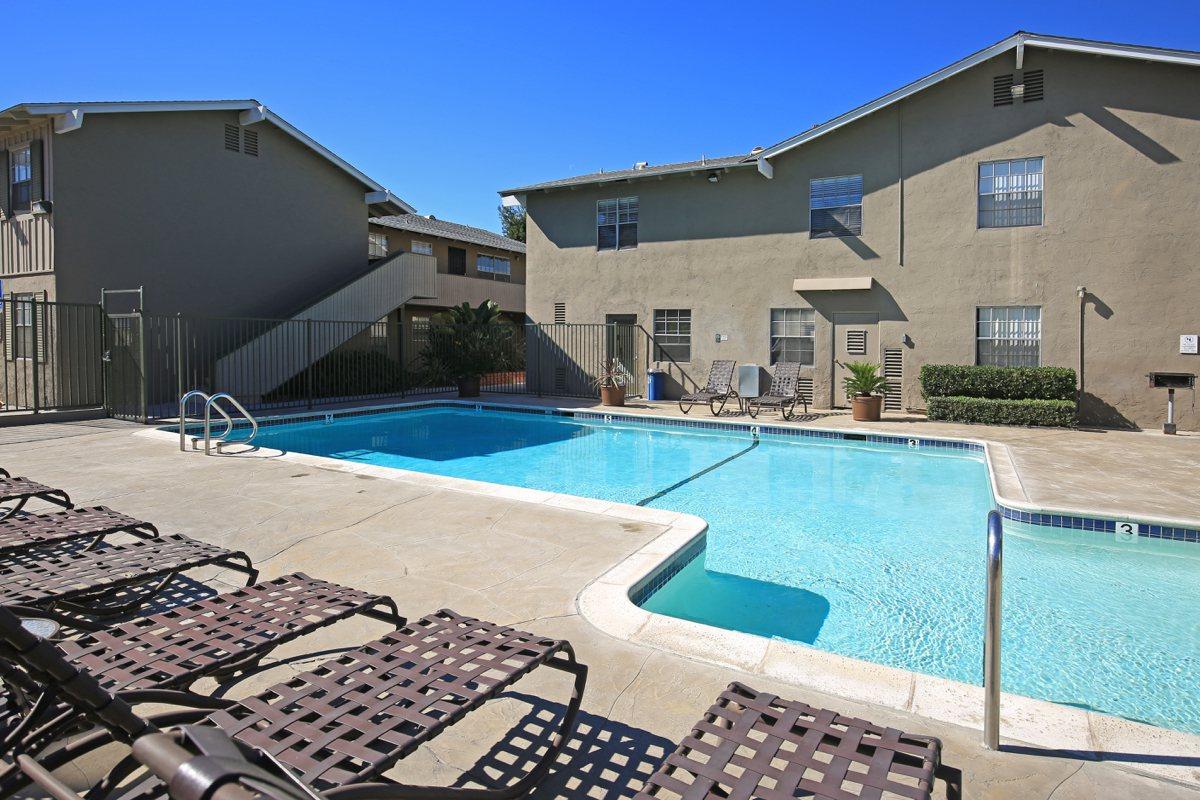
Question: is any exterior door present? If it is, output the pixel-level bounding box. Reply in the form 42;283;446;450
832;312;879;407
448;247;466;275
605;314;637;378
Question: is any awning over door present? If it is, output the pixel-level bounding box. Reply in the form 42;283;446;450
793;277;874;292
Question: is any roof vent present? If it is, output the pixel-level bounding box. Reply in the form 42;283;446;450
1022;69;1044;102
224;123;240;152
993;74;1015;107
634;161;649;170
242;128;259;157
750;146;764;155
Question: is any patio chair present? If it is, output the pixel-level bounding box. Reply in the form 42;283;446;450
0;572;402;768
0;506;158;555
633;682;954;800
0;468;72;521
678;359;738;416
745;361;807;420
0;605;587;800
0;533;257;621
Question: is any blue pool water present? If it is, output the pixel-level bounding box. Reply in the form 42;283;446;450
252;407;1200;734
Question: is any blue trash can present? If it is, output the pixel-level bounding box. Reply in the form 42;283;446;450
647;369;666;401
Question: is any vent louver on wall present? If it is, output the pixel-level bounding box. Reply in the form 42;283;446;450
797;376;814;406
883;348;903;411
224;124;241;151
846;330;867;355
993;74;1015;106
243;128;259;157
554;367;567;393
1021;69;1044;103
553;303;566;324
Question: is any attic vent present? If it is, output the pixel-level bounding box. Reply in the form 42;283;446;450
846;329;867;355
224;123;241;151
243;128;259;157
553;302;566;324
992;74;1014;107
1022;69;1044;103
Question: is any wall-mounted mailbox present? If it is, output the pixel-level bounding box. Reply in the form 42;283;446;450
1147;372;1196;389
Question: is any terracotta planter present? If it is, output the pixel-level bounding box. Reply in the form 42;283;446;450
456;376;481;398
600;384;626;407
851;394;883;422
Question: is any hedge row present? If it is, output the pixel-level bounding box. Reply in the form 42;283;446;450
919;364;1076;401
926;396;1077;427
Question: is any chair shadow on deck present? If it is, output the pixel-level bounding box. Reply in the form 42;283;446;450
447;691;674;799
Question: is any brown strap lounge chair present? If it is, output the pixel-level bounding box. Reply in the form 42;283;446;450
0;572;401;765
0;469;72;521
746;361;808;420
678;359;738;416
633;682;953;800
0;605;587;800
0;533;257;621
0;506;158;555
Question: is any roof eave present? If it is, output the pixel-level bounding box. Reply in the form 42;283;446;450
498;159;757;196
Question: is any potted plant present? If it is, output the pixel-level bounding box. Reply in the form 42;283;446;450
593;358;629;406
842;360;893;422
419;300;519;398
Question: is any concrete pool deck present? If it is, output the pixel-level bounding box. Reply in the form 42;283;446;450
2;413;1199;798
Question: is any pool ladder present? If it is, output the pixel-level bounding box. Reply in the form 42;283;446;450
178;390;259;455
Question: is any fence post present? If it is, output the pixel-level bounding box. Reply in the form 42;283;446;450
399;316;406;398
99;304;109;417
137;309;148;423
30;298;40;414
533;325;542;397
305;318;314;410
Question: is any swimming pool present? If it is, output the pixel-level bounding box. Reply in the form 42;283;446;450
249;405;1200;734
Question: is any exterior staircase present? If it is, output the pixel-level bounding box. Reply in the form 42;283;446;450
214;251;437;398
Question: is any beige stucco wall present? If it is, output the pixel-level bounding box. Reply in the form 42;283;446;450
50;111;370;318
523;48;1200;430
369;222;526;282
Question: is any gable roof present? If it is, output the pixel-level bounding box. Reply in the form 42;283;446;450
0;99;415;214
372;214;526;254
499;154;754;196
500;32;1200;196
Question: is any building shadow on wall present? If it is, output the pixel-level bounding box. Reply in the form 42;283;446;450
1079;392;1139;430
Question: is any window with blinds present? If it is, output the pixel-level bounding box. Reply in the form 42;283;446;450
769;308;815;366
477;254;512;282
978;158;1043;228
597;197;638;250
368;233;388;259
653;309;691;361
809;175;862;238
977;306;1041;367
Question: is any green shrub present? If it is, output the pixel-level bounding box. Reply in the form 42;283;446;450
927;396;1077;427
919;364;1076;401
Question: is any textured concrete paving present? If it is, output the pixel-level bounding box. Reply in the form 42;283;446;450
2;418;1198;799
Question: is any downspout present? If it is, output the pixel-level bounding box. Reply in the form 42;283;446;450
1077;286;1086;415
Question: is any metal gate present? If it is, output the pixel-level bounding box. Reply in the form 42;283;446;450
0;298;105;415
103;313;146;421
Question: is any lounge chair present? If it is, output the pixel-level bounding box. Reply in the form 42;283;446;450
37;680;957;800
0;533;257;621
634;682;953;800
678;359;738;416
0;572;401;766
0;469;72;521
745;361;807;420
0;605;587;800
0;506;158;555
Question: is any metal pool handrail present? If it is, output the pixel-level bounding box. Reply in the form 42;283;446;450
983;509;1003;750
178;390;232;452
203;393;259;455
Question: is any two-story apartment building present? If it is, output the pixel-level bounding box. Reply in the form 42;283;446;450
367;214;525;360
502;32;1200;431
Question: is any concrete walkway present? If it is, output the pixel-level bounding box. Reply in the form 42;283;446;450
2;417;1198;799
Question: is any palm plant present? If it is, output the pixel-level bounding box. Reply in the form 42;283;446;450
419;300;520;396
842;361;893;397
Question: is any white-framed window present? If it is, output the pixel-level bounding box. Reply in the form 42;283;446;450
597;197;638;251
411;240;433;255
477;254;512;282
369;318;388;340
769;308;815;366
368;232;388;259
810;175;862;238
653;308;691;361
13;292;35;359
977;306;1041;367
978;158;1043;228
9;145;32;214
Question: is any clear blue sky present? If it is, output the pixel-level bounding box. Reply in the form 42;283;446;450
12;1;1199;232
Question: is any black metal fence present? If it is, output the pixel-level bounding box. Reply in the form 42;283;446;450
0;298;104;414
0;302;697;421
